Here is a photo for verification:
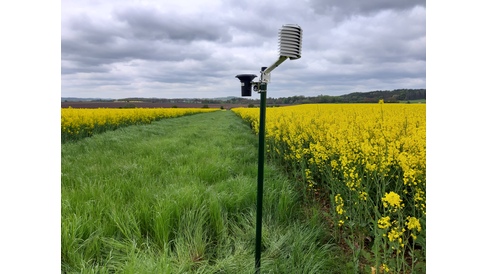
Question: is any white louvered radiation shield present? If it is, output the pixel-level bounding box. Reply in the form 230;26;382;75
279;24;302;60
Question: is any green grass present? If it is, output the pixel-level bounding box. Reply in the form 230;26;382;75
62;110;351;273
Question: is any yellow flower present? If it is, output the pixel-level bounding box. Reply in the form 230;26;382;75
331;160;338;169
382;191;403;210
335;194;345;215
359;191;368;201
378;216;391;229
406;216;421;232
231;103;426;253
387;227;404;243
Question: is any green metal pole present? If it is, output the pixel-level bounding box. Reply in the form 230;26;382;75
255;81;267;274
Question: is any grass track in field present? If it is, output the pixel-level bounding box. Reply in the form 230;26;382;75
61;110;351;273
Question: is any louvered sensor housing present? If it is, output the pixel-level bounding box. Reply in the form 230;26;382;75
279;24;302;60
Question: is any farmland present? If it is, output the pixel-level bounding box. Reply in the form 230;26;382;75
61;103;426;273
233;103;426;273
61;101;247;109
61;110;351;273
61;107;219;143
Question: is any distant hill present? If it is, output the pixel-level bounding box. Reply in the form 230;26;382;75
62;97;114;102
61;97;238;103
266;89;425;105
338;89;426;103
61;89;425;106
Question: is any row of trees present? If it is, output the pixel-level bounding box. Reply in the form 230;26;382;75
266;89;426;105
85;89;426;106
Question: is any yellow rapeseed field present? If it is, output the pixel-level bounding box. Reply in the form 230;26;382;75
233;103;426;272
61;107;218;142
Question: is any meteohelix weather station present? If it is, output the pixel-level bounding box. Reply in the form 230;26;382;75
235;24;302;273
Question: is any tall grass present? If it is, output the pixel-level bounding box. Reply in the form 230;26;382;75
62;110;351;273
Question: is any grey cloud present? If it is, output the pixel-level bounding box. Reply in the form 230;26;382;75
61;65;110;75
137;57;238;86
62;7;229;74
61;0;425;99
310;0;425;20
317;7;426;67
293;59;425;92
63;36;210;64
61;78;132;96
62;24;214;75
113;6;231;42
221;0;313;43
65;14;122;46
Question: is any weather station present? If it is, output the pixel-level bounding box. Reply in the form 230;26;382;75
235;24;302;274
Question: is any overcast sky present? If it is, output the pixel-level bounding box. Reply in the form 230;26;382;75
61;0;426;99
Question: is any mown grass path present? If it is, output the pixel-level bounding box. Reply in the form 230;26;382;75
61;110;350;273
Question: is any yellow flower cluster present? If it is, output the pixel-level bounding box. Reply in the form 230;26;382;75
382;191;404;212
334;194;346;226
378;216;391;229
234;104;425;177
335;194;345;215
406;216;421;231
305;168;315;189
387;226;405;246
62;107;218;142
232;103;426;259
406;216;422;240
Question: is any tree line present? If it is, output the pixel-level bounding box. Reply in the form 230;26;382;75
265;89;426;105
85;88;426;106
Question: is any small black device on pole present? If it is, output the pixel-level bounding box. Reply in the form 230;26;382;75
235;74;257;97
235;24;302;274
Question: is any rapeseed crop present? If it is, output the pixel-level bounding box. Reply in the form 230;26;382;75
61;107;218;143
233;103;426;272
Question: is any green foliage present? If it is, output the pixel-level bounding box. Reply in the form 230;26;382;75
337;89;426;103
62;111;351;273
265;89;426;105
